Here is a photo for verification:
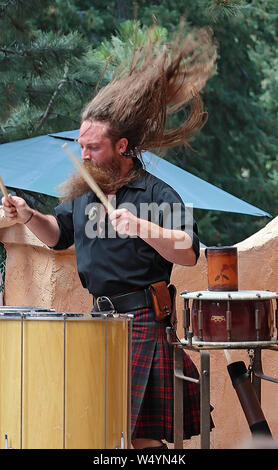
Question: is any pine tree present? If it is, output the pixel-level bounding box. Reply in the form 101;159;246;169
0;0;99;143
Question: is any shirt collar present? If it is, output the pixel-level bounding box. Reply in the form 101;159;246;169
124;169;147;190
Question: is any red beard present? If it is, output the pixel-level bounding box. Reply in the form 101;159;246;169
57;158;142;202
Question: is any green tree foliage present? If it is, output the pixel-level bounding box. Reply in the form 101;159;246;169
0;0;99;142
0;0;277;247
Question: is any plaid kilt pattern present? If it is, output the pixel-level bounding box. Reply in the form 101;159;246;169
131;307;200;442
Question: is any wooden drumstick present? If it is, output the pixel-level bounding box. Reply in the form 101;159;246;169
0;175;9;202
62;143;114;214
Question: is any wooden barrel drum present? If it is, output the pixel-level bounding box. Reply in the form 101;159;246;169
0;309;131;449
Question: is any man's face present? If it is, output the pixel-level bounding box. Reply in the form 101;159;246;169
57;120;122;199
57;119;139;201
78;120;116;167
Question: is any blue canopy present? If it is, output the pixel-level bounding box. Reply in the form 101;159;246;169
0;130;271;217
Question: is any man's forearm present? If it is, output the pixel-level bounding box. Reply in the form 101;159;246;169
138;218;197;266
24;210;60;247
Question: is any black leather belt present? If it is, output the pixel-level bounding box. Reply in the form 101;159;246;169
94;288;153;313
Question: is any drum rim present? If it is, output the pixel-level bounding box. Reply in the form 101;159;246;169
0;306;55;311
0;312;133;321
180;337;278;348
180;289;278;300
0;312;87;319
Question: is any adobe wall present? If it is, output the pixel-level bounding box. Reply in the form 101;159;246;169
1;209;278;449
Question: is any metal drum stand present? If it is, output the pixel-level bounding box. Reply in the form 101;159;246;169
167;290;278;449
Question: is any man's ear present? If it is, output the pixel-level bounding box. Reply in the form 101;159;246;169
116;137;129;155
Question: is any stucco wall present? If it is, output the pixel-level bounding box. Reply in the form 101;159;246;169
0;217;92;313
1;211;278;449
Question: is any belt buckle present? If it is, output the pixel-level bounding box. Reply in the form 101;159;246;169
96;296;116;315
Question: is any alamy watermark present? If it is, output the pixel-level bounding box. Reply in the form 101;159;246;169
85;195;194;250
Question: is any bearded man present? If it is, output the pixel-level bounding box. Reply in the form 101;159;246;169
3;25;216;449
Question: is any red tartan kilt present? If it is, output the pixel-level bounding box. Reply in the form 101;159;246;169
131;307;201;442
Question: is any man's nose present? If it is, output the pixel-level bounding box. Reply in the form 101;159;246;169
81;149;91;161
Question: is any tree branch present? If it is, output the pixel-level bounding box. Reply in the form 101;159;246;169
36;65;69;131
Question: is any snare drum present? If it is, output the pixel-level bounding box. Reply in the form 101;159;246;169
0;308;131;449
181;290;277;343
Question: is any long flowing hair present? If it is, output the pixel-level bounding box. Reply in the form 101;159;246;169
81;23;217;158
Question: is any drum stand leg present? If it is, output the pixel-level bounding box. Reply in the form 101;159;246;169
200;350;210;449
251;349;262;403
173;346;211;449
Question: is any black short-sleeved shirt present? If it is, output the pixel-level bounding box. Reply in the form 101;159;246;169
51;169;200;297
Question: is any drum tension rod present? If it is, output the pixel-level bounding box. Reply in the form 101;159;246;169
183;298;190;339
198;299;203;342
4;434;14;449
226;299;231;342
255;301;261;342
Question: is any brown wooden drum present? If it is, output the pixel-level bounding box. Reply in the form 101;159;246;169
0;309;131;449
181;290;277;343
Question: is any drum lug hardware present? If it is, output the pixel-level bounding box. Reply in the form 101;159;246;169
4;434;14;449
247;349;255;375
115;432;125;449
198;299;203;341
226;300;231;342
183;298;190;339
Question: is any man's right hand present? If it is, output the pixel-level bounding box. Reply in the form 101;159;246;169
1;194;33;224
2;194;60;246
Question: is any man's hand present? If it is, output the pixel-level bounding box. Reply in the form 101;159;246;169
1;194;33;224
109;208;139;237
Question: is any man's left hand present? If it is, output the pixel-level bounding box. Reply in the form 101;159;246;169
109;208;139;237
